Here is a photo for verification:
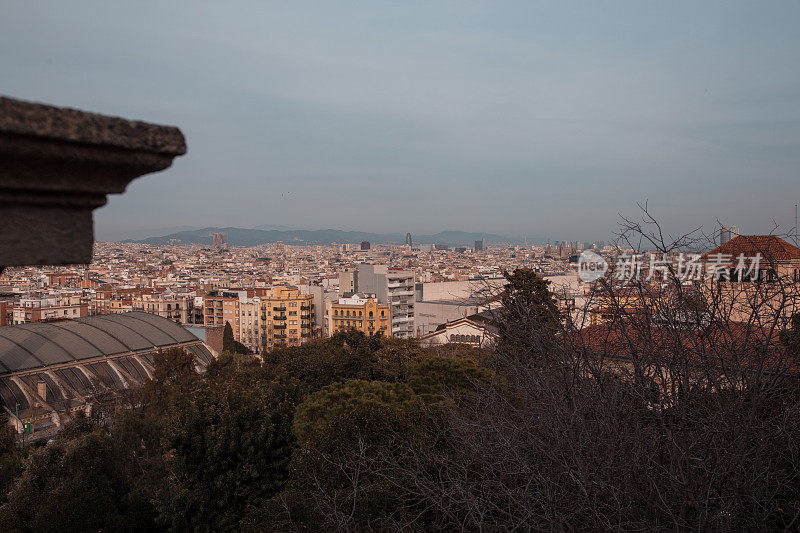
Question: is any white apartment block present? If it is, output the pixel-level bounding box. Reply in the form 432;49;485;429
237;295;262;354
354;264;415;339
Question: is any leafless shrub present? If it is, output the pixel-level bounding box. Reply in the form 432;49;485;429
292;207;800;531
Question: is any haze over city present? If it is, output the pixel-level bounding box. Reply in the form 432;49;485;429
2;1;799;241
6;2;800;530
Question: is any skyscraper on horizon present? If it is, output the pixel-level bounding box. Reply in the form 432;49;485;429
720;226;739;245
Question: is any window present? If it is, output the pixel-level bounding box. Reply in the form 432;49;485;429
369;311;373;317
450;334;455;342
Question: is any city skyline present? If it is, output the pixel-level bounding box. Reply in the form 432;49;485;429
3;4;800;528
2;2;799;241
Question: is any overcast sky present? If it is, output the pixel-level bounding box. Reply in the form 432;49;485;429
1;1;799;242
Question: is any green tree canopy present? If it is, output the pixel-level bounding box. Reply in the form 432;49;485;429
499;268;561;356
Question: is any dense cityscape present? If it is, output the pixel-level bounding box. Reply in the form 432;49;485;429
0;235;595;353
2;2;800;531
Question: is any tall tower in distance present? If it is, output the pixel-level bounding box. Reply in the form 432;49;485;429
211;232;227;250
720;226;739;245
405;232;412;247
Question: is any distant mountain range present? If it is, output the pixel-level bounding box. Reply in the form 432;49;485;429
102;226;203;242
123;227;535;247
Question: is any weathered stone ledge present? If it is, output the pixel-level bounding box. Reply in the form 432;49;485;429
0;96;186;267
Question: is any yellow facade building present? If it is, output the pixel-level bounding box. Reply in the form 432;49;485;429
260;286;315;350
326;294;391;337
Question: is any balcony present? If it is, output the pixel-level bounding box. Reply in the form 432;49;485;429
390;290;414;298
273;306;286;312
273;324;287;330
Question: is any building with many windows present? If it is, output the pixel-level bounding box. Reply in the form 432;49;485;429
237;296;263;354
350;264;416;338
203;290;241;329
325;294;390;337
260;286;315;350
11;297;88;325
133;293;194;324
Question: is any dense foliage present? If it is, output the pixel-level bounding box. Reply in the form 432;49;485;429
2;269;800;531
222;321;252;355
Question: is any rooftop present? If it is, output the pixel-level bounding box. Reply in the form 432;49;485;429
0;311;210;374
703;235;800;262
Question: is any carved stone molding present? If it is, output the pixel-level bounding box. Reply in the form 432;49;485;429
0;96;186;267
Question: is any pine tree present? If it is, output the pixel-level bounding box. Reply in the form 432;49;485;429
222;321;237;354
498;268;561;356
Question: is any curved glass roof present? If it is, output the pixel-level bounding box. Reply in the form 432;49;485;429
0;312;208;374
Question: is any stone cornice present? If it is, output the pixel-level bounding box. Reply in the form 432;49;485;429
0;96;186;267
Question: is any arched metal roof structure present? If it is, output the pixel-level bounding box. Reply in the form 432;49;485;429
0;312;214;428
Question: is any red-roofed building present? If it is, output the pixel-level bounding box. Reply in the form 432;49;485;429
703;235;800;282
700;235;800;324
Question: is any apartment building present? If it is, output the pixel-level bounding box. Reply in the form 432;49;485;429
237;296;262;354
44;271;82;287
260;286;315;350
92;287;144;315
133;292;194;324
325;294;390;337
354;264;415;338
203;290;241;329
11;297;88;324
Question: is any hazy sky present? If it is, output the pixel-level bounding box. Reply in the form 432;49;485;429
1;1;799;241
